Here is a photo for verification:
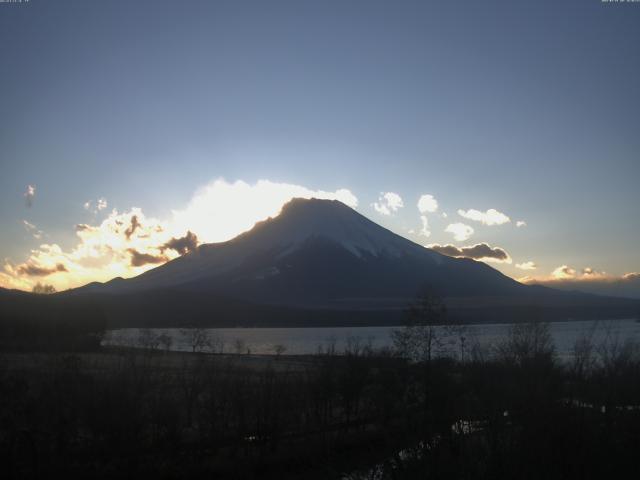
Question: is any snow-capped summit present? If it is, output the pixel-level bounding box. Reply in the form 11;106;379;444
233;198;436;259
83;197;527;308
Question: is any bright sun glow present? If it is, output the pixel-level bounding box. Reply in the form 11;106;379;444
0;179;358;291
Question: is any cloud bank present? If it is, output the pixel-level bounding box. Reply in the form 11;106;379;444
521;266;640;299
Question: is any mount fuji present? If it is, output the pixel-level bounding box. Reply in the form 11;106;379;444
62;198;639;327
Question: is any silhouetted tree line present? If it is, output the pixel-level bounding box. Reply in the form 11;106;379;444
0;292;105;351
1;327;639;479
1;292;639;478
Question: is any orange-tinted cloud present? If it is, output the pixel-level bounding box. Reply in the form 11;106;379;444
128;249;168;267
521;267;640;299
0;179;359;291
16;262;67;277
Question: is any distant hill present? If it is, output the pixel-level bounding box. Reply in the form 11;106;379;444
0;286;105;350
525;276;640;300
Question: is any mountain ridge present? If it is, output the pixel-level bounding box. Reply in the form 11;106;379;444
75;198;524;301
54;198;639;326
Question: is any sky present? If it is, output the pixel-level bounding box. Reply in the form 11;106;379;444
1;0;639;295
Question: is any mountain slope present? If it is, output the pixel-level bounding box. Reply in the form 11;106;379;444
82;198;528;305
66;198;639;326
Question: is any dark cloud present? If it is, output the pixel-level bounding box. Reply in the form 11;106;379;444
17;263;67;277
125;215;140;240
161;231;198;255
428;244;467;257
75;223;92;232
128;249;168;267
428;242;511;263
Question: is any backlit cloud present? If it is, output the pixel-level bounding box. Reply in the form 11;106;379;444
457;208;510;226
128;249;168;267
24;185;35;207
372;192;404;216
428;242;512;263
124;215;141;240
170;179;358;244
445;222;474;242
17;262;67;277
516;261;537;270
522;268;640;299
581;267;608;278
417;194;438;214
162;231;199;255
530;265;610;282
0;179;359;291
551;265;577;280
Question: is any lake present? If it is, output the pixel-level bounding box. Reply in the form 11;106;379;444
103;318;640;360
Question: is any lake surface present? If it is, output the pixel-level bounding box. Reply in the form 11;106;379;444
103;318;640;360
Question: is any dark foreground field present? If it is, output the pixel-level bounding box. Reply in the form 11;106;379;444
2;326;640;480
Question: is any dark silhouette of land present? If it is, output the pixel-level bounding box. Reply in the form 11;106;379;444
1;289;640;479
2;330;640;479
26;199;640;328
1;200;639;478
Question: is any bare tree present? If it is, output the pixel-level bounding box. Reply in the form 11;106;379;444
345;335;363;356
496;320;555;366
391;290;447;363
571;322;598;379
158;331;173;353
137;328;160;351
272;344;287;358
233;338;247;355
317;335;337;356
209;333;225;354
182;328;212;353
597;323;639;377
